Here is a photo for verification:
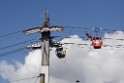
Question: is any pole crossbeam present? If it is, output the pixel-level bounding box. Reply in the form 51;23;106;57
23;26;64;35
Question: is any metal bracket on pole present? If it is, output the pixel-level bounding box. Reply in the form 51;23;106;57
39;73;45;83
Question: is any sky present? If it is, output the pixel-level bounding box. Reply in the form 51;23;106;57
0;0;124;83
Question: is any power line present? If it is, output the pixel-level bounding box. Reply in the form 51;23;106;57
10;75;39;83
0;30;23;38
34;76;40;83
0;47;27;57
0;38;37;51
0;40;40;58
0;33;26;42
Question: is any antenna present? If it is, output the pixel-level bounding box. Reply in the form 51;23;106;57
42;9;50;27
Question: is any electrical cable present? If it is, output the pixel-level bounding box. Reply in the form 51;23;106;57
0;47;27;57
0;38;37;51
0;40;41;57
0;33;26;42
0;30;23;38
10;75;39;83
34;76;40;83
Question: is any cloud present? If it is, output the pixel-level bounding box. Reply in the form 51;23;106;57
0;50;41;83
0;31;124;83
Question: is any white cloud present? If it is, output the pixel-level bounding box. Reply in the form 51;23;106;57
0;50;41;83
0;31;124;83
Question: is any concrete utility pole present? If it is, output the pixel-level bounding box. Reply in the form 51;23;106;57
23;10;64;83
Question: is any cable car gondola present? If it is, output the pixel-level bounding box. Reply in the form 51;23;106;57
92;36;103;49
55;45;66;59
85;28;103;49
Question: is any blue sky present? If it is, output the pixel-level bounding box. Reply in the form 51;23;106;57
0;0;124;30
0;0;124;38
0;0;124;82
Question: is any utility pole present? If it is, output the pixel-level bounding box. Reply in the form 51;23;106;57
23;10;64;83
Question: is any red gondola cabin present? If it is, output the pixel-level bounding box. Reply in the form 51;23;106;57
92;36;103;49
